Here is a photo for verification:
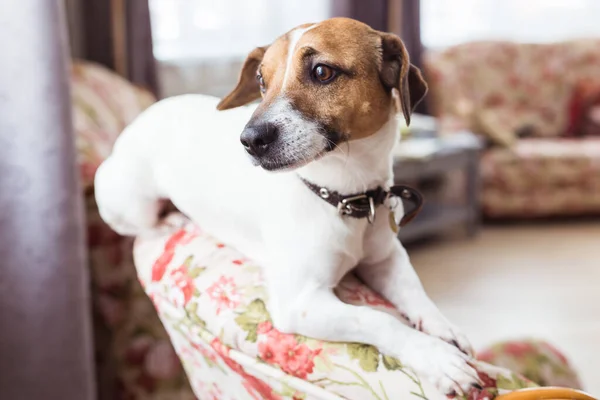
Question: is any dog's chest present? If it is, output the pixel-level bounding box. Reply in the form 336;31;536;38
326;217;371;282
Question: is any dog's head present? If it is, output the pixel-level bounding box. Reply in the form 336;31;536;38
217;17;427;171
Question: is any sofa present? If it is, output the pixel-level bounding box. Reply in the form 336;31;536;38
423;40;600;218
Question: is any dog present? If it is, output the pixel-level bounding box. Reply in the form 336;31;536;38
95;18;481;394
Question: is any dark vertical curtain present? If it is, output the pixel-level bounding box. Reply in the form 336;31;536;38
80;0;112;69
331;0;389;31
126;0;158;94
0;1;96;399
81;0;158;95
399;0;427;113
331;0;423;59
400;0;423;69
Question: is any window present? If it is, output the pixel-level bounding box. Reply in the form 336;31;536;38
422;0;600;49
149;0;331;61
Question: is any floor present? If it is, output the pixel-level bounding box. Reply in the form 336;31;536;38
409;221;600;395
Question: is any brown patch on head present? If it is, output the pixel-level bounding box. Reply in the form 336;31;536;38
220;18;427;138
219;18;428;170
284;19;427;140
278;19;393;141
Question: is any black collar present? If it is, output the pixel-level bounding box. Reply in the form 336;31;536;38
300;178;423;226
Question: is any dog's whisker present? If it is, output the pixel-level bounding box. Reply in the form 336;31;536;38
323;137;351;176
325;137;346;156
342;140;351;170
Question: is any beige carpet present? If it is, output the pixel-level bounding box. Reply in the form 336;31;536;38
409;221;600;394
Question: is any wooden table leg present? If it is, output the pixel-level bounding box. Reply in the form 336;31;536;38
466;149;482;237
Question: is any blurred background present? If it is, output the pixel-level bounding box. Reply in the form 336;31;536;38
1;0;599;399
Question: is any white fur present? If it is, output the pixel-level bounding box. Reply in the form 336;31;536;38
95;94;479;395
282;24;318;88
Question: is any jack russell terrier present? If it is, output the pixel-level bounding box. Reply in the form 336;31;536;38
95;18;481;395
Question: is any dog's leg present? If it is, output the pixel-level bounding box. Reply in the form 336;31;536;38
94;152;162;236
268;283;481;395
358;239;474;356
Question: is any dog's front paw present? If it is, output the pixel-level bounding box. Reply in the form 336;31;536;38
410;315;473;357
401;333;481;396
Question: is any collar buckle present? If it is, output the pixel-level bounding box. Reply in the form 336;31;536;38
337;194;376;223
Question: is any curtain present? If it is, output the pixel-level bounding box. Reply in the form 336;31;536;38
0;0;96;398
79;0;158;94
331;0;389;31
399;0;427;113
126;0;159;94
400;0;423;69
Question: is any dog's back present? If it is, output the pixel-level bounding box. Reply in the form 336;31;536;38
95;94;289;258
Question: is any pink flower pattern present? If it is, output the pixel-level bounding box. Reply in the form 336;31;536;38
210;338;281;400
206;276;240;314
257;322;321;379
336;279;395;309
169;265;195;307
151;228;199;282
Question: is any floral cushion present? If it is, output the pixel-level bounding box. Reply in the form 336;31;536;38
129;213;590;400
481;138;600;217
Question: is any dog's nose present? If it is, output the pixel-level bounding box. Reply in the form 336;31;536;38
240;124;278;157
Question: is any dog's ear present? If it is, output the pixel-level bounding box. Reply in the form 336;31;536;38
217;46;268;110
378;33;428;126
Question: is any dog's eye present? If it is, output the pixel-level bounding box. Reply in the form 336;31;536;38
313;64;337;84
256;73;266;93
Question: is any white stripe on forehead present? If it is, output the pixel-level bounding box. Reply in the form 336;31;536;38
282;24;319;88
